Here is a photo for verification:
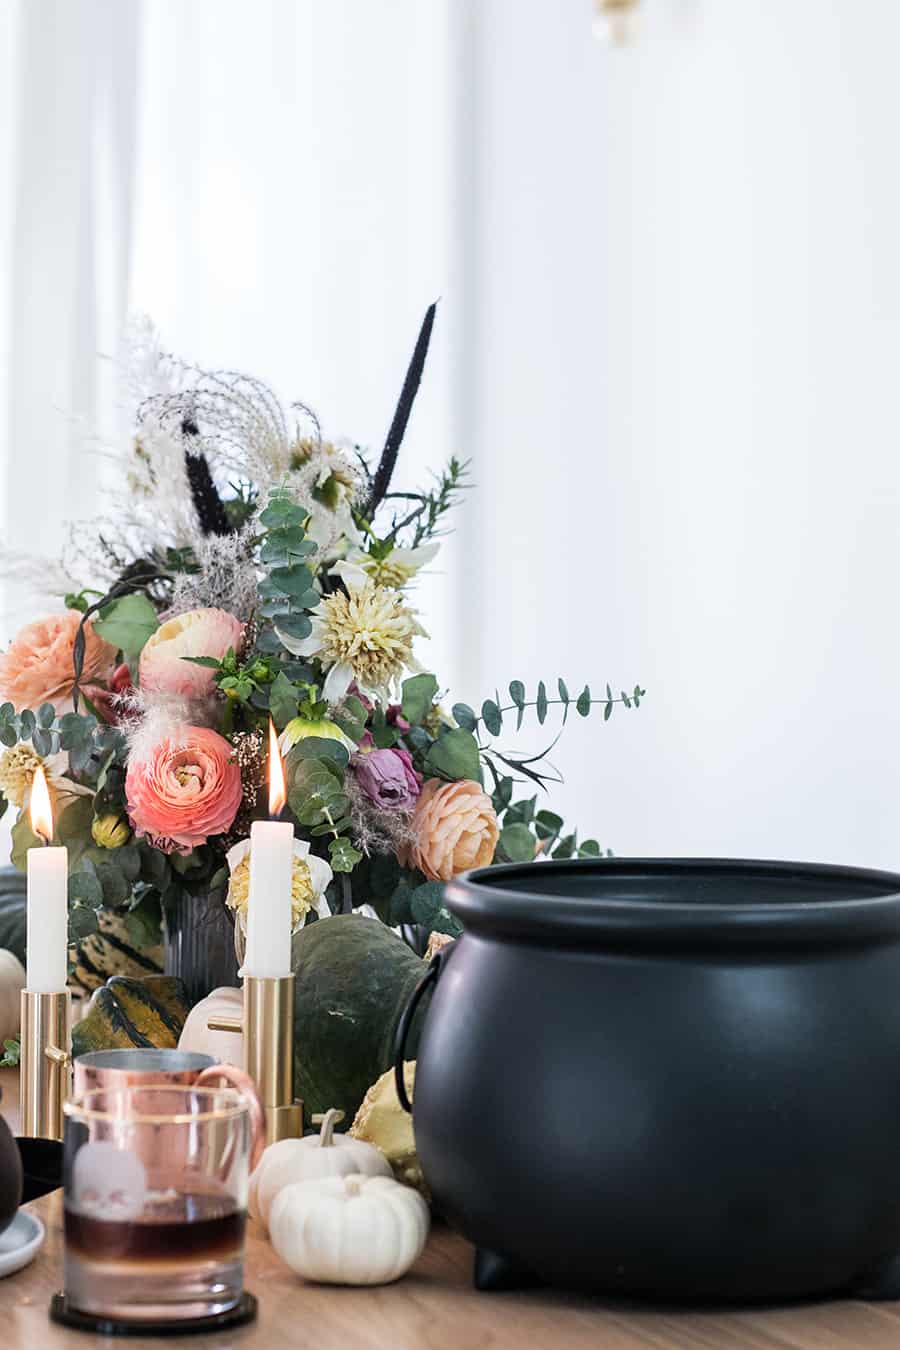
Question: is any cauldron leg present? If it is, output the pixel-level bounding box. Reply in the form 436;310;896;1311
851;1253;900;1301
474;1247;542;1292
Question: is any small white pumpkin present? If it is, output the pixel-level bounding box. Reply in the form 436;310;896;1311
254;1108;391;1228
177;986;243;1067
269;1173;430;1285
0;950;24;1042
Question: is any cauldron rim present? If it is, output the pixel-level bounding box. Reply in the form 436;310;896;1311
445;857;900;948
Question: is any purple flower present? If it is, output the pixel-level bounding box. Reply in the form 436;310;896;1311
354;747;422;812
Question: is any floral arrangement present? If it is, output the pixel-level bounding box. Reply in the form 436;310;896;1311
0;307;643;969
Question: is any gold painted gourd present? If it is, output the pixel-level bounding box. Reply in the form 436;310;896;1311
71;975;192;1057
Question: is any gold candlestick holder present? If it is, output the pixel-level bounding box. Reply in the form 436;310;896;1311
19;989;71;1140
208;973;302;1145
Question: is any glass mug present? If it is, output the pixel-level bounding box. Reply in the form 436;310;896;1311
63;1084;263;1323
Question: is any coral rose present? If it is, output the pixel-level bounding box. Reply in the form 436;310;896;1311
0;611;116;712
125;725;242;853
139;608;244;697
401;778;499;881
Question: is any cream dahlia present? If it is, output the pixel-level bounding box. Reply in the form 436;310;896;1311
278;573;427;703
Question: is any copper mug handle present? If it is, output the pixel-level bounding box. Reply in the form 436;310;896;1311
195;1064;266;1171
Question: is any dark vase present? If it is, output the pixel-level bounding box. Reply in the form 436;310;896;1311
163;890;239;1005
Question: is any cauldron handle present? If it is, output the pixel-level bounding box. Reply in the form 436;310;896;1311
393;953;442;1113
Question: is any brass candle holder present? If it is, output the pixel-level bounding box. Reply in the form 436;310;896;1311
208;973;302;1145
19;988;71;1140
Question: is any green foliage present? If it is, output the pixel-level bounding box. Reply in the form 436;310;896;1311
92;593;159;661
400;673;438;725
386;874;462;938
0;1038;20;1068
424;728;481;782
329;837;363;873
408;458;471;547
332;694;368;744
269;670;299;729
254;489;319;656
498;822;535;862
451;702;477;732
465;678;647;738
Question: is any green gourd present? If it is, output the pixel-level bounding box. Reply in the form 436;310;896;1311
72;975;192;1056
0;866;26;965
292;916;430;1126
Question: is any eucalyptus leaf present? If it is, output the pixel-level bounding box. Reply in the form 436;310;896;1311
451;702;477;732
32;727;52;757
576;686;592;717
269;565;314;599
401;673;438;725
287;738;350;770
481;700;502;737
274;612;314;641
269;671;299;730
499;823;536;862
430;908;463;938
409;881;446;926
92;593;159;661
424;728;481;783
274;616;313;654
536;681;548;725
333;695;368;744
68;871;104;909
68;904;100;940
329;837;363;873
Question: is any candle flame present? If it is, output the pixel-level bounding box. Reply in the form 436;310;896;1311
268;719;287;817
30;764;54;843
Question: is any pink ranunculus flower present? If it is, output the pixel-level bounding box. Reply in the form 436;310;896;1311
125;725;242;854
139;608;244;698
354;747;421;812
0;611;117;713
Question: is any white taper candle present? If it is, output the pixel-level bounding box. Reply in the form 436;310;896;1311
26;766;68;992
244;819;294;977
243;720;294;978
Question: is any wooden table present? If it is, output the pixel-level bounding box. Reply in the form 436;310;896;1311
6;1074;900;1347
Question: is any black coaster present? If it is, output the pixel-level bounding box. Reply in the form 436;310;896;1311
49;1291;258;1337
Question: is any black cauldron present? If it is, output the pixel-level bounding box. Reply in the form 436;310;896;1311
395;859;900;1302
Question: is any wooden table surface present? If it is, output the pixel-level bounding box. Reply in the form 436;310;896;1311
6;1073;900;1348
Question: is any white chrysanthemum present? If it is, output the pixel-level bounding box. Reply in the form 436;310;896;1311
278;572;428;703
225;837;332;935
332;540;439;591
0;745;91;808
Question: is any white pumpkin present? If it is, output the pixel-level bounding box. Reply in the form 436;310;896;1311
177;986;243;1067
254;1108;391;1228
269;1173;430;1285
0;950;24;1042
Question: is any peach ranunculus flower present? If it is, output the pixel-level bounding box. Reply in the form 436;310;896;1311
400;778;499;882
125;725;243;854
0;611;117;713
139;608;244;698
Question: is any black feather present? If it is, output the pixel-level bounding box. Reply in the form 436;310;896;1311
366;301;437;517
183;442;233;538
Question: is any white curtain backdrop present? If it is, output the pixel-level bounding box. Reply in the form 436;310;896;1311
3;0;139;577
1;0;899;870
